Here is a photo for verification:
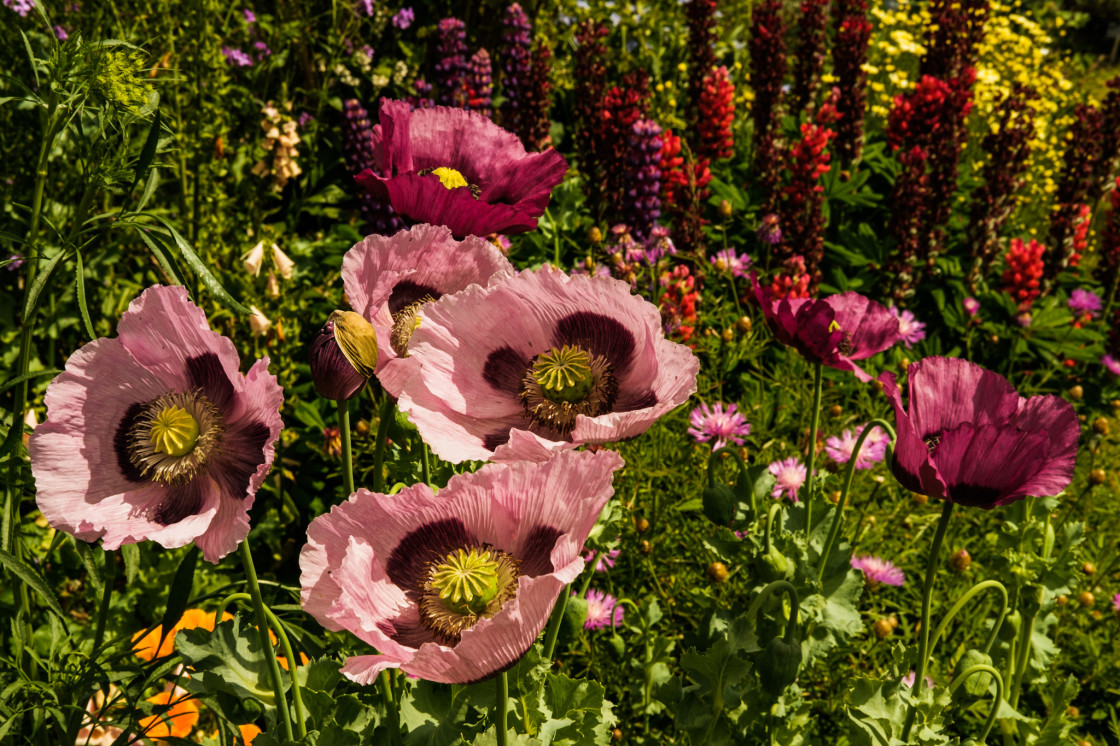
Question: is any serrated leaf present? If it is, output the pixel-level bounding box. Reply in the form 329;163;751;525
399;680;473;746
121;543;140;585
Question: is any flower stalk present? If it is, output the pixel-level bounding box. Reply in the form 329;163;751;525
371;396;394;493
495;671;510;746
238;542;295;742
948;664;1003;743
803;362;823;532
338;399;354;497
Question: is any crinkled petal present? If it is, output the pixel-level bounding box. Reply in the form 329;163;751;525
1009;394;1079;498
931;423;1050;508
877;371;947;498
825;292;902;361
907;357;1021;439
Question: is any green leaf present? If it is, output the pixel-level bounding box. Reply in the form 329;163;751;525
74;248;96;340
0;548;68;623
23;249;68;321
1034;675;1079;746
144;215;252;316
0;369;60;397
121;543;140;585
158;545;199;651
542;672;617;744
70;536;103;599
126;222;186;286
177;616;285;705
399;680;473;746
129;108;161;195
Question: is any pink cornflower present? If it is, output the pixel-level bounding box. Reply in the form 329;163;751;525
29;286;283;563
1112;593;1120;615
222;47;253;67
709;249;752;279
688;402;752;450
768;457;807;501
583;589;624;630
1104;355;1120;376
889;306;926;348
583;548;620;572
825;424;889;470
963;297;980;316
851;555;906;587
300;449;624;684
1068;288;1102;319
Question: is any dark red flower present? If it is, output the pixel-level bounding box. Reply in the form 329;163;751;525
750;274;901;381
880;357;1079;509
355;99;568;238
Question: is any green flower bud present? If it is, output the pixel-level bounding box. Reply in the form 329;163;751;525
756;545;794;583
757;636;802;695
702;484;736;527
954;650;994;699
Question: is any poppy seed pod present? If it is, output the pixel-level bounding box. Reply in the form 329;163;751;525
310;311;379;401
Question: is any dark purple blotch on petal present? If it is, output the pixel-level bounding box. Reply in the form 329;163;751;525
187;353;235;412
554;312;636;376
388;280;443;316
483;346;530;395
518;524;562;577
114;401;147;483
386;517;476;597
379;616;440;648
483;429;513;452
616;389;658;412
153;479;207;525
210;421;271;500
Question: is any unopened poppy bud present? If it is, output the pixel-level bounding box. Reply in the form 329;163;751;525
1068;385;1083;401
829;405;843;417
872;618;893;639
1056;594;1068;606
721;328;734;343
1078;591;1094;607
949;549;971;572
1089;468;1106;485
243;241;265;276
1067;706;1079;718
634;517;650;534
587;226;603;244
736;316;752;334
1111;399;1120;412
1092;417;1109;435
272;244;295;280
639;539;652;555
309;311;378;401
707;561;729;583
1081;562;1095;575
611;728;623;742
355;419;371;436
718;199;732;219
912;492;928;505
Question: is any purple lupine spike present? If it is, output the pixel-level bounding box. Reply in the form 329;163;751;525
436;18;469;107
524;41;554;151
467;48;493;119
624;119;663;242
500;3;533;136
342;99;404;235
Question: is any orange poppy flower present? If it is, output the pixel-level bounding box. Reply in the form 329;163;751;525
132;609;234;661
138;689;199;740
238;723;262;744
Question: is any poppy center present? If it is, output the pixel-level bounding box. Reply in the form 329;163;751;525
431;167;469;190
150;406;200;457
389;297;434;357
127;390;224;485
418;546;520;645
519;345;619;435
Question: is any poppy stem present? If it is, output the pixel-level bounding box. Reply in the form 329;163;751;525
372;395;395;493
901;500;954;741
238;542;295;743
92;548;117;656
803;362;824;533
947;664;1004;743
379;671;402;745
338;399;354;498
541;584;571;662
495;670;510;746
817;419;896;582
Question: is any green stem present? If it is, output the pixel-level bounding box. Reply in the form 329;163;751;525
371;396;394;493
237;543;295;742
708;446;755;519
745;580;801;640
901;500;954;742
379;670;402;746
927;580;1009;657
577;551;598;597
803;362;823;532
764;502;781;554
818;419;897;582
91;549;116;655
541;584;571;662
338;398;354;498
420;440;431;486
495;670;509;746
947;665;1004;744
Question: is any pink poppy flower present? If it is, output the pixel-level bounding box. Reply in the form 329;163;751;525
768;457;807;501
583;589;624;630
688;401;751;449
394;267;699;463
30;286;283;562
749;274;901;382
850;555;906;587
879;357;1079;509
299;449;623;684
341;223;514;395
355;99;568;238
825;423;889;469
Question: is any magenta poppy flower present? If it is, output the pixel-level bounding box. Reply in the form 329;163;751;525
341;223;513;395
850;555;906;587
299;449;623;684
394;267;700;463
354;99;568;238
879;357;1080;509
29;286;283;562
750;274;901;382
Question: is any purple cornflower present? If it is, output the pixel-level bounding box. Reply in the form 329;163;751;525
243;8;256;22
253;41;271;59
643;226;676;264
851;555;906;587
4;0;35;16
825;424;889;469
222;47;253;67
392;6;413;29
1104;354;1120;376
571;259;613;278
54;25;68;40
356;0;374;16
688;402;751;450
963;297;980;316
1068;288;1102;318
758;213;782;245
583;547;621;572
5;254;25;271
889;306;926;348
298;111;314;127
583;589;624;630
709;248;752;278
768;457;806;501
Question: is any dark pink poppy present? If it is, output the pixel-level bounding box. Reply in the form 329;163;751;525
355;99;568;238
879;357;1080;509
750;274;902;381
